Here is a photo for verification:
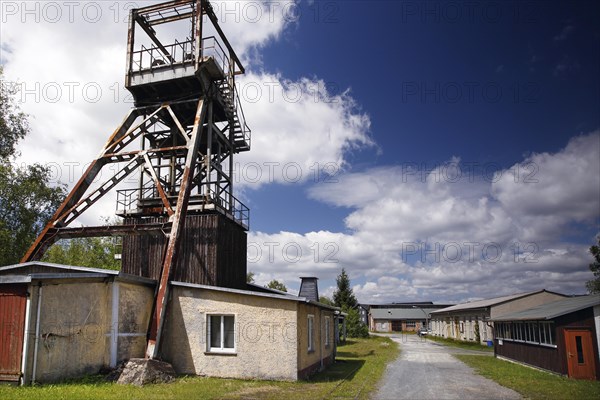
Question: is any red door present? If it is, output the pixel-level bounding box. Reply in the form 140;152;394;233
565;329;597;380
0;285;27;382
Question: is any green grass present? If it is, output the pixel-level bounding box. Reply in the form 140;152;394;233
426;335;493;352
456;354;600;400
0;336;398;400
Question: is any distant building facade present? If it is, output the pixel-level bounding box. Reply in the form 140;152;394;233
430;290;567;345
367;302;454;332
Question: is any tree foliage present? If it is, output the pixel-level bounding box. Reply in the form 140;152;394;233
42;237;121;270
0;67;66;266
586;237;600;294
0;67;29;159
266;279;287;292
345;308;369;338
333;268;358;310
246;271;255;283
319;295;334;306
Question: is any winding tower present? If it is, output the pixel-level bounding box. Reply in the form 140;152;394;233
22;0;251;358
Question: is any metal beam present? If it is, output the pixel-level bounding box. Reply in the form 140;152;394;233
21;109;140;262
146;98;207;359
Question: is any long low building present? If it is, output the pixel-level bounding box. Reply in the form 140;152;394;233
492;294;600;380
0;262;339;384
368;303;454;332
430;290;567;345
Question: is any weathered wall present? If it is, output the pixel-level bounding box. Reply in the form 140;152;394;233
122;214;247;289
116;282;154;363
430;312;492;344
161;286;299;381
491;292;566;319
27;281;112;383
21;279;154;384
296;303;335;378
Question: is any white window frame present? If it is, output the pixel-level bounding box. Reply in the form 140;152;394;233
324;316;330;347
495;321;556;348
308;314;315;352
207;314;236;353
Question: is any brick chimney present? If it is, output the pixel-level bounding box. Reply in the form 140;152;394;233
299;277;319;302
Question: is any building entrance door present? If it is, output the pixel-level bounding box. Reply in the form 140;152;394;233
565;329;596;380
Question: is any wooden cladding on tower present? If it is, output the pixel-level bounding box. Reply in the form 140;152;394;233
121;213;247;289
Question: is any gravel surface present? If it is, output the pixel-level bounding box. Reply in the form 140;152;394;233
373;334;521;400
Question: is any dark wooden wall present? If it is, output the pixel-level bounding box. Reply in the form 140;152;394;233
495;307;599;379
121;213;247;289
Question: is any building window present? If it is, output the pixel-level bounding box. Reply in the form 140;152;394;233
495;321;556;347
406;320;416;328
325;316;330;347
308;315;315;352
207;315;235;353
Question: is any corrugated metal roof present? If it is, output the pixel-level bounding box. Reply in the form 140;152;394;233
430;290;560;314
371;308;436;320
492;295;600;321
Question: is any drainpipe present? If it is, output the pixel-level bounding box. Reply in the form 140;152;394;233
20;288;32;385
32;284;43;385
319;311;323;371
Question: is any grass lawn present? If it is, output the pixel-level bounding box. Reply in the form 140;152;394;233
456;354;600;400
0;336;398;400
426;335;493;352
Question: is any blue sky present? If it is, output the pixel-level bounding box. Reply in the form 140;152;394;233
1;1;599;303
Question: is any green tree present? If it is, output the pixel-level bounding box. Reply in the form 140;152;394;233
346;308;369;338
246;271;255;283
319;295;334;306
0;68;29;159
266;279;287;292
42;237;121;270
0;164;66;265
0;67;66;266
333;268;358;310
586;237;600;294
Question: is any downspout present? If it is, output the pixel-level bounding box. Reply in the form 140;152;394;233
20;287;32;385
319;310;323;371
32;284;43;385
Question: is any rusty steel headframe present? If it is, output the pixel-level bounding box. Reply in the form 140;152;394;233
21;0;251;360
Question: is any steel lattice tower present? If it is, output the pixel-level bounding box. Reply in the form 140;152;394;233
22;0;251;358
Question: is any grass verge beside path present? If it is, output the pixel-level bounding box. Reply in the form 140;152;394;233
0;336;398;400
425;335;493;352
456;354;600;400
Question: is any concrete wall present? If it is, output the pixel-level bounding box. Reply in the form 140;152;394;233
296;303;335;378
161;286;300;381
115;282;154;363
24;280;112;383
491;292;566;319
22;279;154;384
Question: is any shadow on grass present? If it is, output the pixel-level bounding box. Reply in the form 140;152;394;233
307;359;366;383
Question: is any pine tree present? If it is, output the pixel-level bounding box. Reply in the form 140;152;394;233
333;268;358;311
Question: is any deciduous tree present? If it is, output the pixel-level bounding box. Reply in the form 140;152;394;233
266;279;287;292
0;67;66;266
586;237;600;294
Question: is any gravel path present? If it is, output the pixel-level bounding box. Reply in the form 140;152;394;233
372;334;521;400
